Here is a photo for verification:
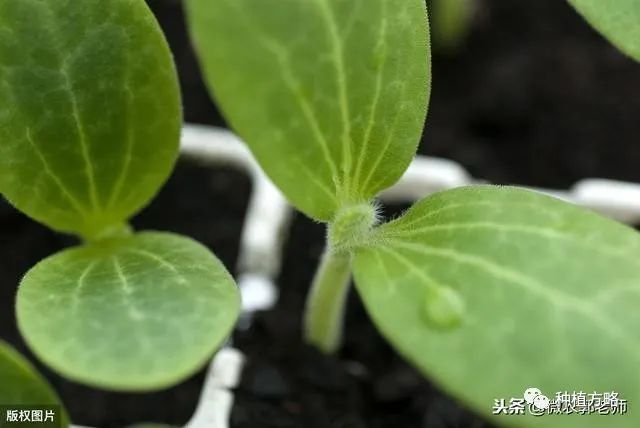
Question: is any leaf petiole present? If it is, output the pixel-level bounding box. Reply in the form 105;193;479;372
83;222;134;243
304;202;378;353
304;246;352;354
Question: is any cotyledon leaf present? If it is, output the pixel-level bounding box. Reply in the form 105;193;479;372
186;0;430;221
568;0;640;62
16;232;240;391
0;341;69;427
0;0;181;239
353;186;640;427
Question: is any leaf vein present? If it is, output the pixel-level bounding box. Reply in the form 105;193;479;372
72;260;97;313
386;221;640;268
385;239;640;358
40;1;100;210
315;0;353;193
24;128;88;217
353;10;389;192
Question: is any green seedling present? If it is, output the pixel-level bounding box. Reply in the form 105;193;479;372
0;0;239;391
0;341;69;426
569;0;640;61
431;0;640;61
188;0;640;426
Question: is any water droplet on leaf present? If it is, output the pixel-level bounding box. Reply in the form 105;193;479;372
421;286;465;330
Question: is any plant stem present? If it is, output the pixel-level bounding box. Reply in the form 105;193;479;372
84;222;133;243
304;246;352;354
304;202;377;354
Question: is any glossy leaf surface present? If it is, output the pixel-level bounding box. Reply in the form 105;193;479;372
353;186;640;427
0;0;181;239
17;232;240;391
0;341;69;426
187;0;430;221
569;0;640;61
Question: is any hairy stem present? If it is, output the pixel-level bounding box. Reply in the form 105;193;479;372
304;246;352;354
304;201;378;353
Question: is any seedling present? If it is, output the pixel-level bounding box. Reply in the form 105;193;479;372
188;0;640;426
569;0;640;61
0;0;239;391
433;0;640;61
0;341;68;425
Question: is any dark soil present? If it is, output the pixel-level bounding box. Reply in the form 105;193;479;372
1;0;639;427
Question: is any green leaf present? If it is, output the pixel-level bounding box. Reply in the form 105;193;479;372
0;341;69;427
353;186;640;427
568;0;640;62
16;232;240;391
187;0;430;221
0;0;181;239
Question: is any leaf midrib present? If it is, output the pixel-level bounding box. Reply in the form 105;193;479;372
385;221;640;268
314;0;353;194
352;4;389;192
379;239;640;360
39;0;100;211
224;0;341;197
